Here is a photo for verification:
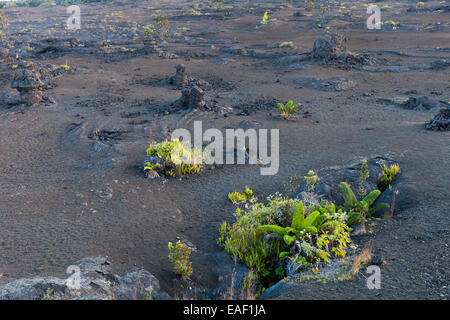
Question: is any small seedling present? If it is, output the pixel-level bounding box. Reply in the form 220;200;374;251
261;11;269;24
304;170;320;191
275;100;300;120
358;160;370;197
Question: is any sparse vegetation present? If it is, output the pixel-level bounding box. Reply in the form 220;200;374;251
304;170;320;192
142;14;170;41
305;0;315;12
0;0;439;302
184;8;201;16
260;11;269;25
218;189;353;292
228;187;254;205
168;240;193;278
145;139;204;178
358;160;370;197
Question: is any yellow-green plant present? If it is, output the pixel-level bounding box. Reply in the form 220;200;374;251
142;25;155;40
146;139;204;177
305;0;315;12
275;100;300;120
168;241;193;278
304;170;320;191
416;1;425;12
228;187;254;205
244;186;253;197
143;162;160;177
261;11;269;24
219;192;353;288
184;8;201;16
143;14;170;41
358;160;370;197
379;162;400;189
228;191;247;204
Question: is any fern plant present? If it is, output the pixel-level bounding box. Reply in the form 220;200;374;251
340;182;389;225
275;100;300;120
258;202;327;245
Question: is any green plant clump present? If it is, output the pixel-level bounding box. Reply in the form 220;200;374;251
379;161;400;189
143;14;170;41
228;187;254;205
304;170;320;191
145;139;204;178
168;240;193;278
218;191;353;290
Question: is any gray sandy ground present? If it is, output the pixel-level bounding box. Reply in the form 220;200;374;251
0;0;448;298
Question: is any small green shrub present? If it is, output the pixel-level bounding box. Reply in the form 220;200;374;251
358;160;370;197
218;190;352;290
143;14;170;41
261;11;269;24
168;241;193;278
145;139;204;178
228;191;247;205
209;0;224;9
379;161;400;189
41;288;59;300
304;170;320;191
184;8;201;16
228;187;254;205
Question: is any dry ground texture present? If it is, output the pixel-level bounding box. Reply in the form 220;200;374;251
0;0;448;299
